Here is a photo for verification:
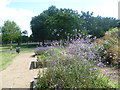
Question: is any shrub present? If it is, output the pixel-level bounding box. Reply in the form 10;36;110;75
37;37;114;88
34;46;54;55
95;28;120;65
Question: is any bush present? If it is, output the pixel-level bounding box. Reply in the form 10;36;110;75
37;58;113;88
34;46;54;55
37;37;114;88
95;28;120;65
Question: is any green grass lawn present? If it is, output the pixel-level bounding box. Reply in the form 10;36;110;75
0;44;35;71
20;48;34;53
0;48;34;71
0;46;10;50
0;52;18;71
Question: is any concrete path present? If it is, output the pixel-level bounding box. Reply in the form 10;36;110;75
0;50;16;53
0;53;43;89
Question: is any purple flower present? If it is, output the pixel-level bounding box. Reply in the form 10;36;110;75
89;68;92;70
83;59;87;62
104;50;107;54
93;68;97;70
34;46;54;53
110;55;112;58
35;46;53;50
97;62;104;67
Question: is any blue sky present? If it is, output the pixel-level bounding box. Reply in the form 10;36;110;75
7;0;104;15
0;0;119;36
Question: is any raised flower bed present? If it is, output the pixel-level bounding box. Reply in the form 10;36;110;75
34;46;54;68
34;46;54;55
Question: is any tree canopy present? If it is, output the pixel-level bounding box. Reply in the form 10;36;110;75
1;20;21;47
80;11;117;38
30;5;118;44
30;6;84;45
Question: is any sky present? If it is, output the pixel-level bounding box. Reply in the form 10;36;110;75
0;0;119;36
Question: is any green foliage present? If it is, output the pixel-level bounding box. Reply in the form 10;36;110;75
21;36;29;43
36;38;117;88
30;6;117;43
116;20;120;28
1;20;21;47
0;34;2;43
37;51;113;88
80;11;117;38
105;28;120;42
104;28;119;65
29;5;119;45
1;20;21;42
95;28;120;65
30;5;84;44
35;49;48;55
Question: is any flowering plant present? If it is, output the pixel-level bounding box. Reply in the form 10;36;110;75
34;46;54;55
37;37;117;88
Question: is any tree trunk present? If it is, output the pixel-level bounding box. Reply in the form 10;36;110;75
27;41;28;47
10;40;12;50
39;41;40;46
42;40;45;46
17;41;21;46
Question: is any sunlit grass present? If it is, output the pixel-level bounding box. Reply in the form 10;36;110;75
0;44;34;71
20;48;34;53
0;52;18;71
0;46;10;50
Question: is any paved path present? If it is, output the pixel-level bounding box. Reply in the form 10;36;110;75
0;53;43;89
0;50;16;53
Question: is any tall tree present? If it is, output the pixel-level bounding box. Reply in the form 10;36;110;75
30;5;83;44
22;30;29;46
31;13;49;45
47;7;83;40
80;11;117;38
0;27;1;44
1;20;21;49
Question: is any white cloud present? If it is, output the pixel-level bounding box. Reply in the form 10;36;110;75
89;0;119;18
60;0;119;19
0;0;35;36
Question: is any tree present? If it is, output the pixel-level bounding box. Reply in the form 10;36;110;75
22;30;29;46
1;20;21;49
29;34;34;42
80;11;117;38
117;20;120;28
46;7;83;40
31;13;49;45
30;5;83;45
0;27;1;44
31;5;118;43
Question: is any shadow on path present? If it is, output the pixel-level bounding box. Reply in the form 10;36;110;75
30;55;36;57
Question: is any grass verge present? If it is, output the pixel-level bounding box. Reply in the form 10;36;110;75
0;46;34;71
0;52;18;71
